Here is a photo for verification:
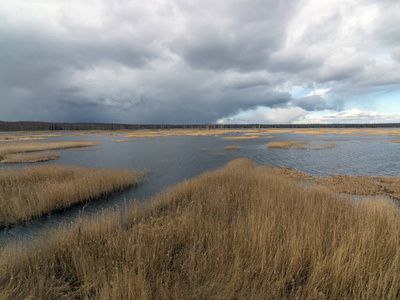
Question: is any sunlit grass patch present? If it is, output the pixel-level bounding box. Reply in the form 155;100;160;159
293;129;327;135
1;152;59;163
223;145;242;150
0;141;100;160
267;140;308;149
0;165;144;227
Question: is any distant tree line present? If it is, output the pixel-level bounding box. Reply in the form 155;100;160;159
0;121;399;132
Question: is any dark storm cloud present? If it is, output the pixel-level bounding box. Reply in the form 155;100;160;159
173;0;300;72
0;0;399;124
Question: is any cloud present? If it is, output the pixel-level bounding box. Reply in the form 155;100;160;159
0;0;399;124
294;109;400;124
218;106;307;124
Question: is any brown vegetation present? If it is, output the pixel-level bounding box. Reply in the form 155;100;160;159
0;141;100;160
0;165;143;227
1;159;400;298
110;139;134;143
0;152;59;163
276;167;400;200
267;140;308;149
313;142;338;150
222;135;260;140
223;145;242;150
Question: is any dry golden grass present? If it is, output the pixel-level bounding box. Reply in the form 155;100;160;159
110;139;134;143
276;167;400;201
0;165;143;227
200;147;210;151
0;141;100;160
293;129;327;136
266;135;276;139
0;152;59;163
1;159;400;299
223;145;242;150
222;135;260;140
267;140;308;149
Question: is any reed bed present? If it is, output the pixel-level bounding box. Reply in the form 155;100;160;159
313;142;338;150
1;159;400;299
277;167;400;200
222;135;260;140
0;165;142;227
0;141;100;160
267;140;308;149
110;139;134;143
223;145;242;150
0;152;59;163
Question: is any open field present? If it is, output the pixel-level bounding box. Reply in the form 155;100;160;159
0;165;143;227
0;152;59;163
0;141;100;161
1;159;400;298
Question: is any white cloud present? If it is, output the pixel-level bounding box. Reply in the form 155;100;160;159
294;109;400;124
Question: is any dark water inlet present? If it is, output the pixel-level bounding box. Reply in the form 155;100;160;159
1;131;399;247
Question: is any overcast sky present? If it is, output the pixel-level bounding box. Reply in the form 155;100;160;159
1;0;400;124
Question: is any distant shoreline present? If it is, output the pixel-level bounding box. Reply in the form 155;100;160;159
1;120;400;132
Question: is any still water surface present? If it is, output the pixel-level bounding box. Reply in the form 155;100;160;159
1;131;399;246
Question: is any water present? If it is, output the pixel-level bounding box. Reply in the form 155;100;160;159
1;131;399;246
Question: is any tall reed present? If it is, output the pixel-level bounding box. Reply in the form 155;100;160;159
0;141;100;160
0;165;142;227
1;159;400;299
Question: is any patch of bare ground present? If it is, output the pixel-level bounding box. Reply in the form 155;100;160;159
0;165;143;227
1;159;400;299
0;152;59;163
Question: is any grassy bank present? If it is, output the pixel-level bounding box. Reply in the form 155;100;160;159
0;165;142;227
1;159;400;299
0;152;59;163
267;140;308;149
0;141;100;161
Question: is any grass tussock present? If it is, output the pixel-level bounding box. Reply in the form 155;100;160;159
0;141;100;160
0;165;142;227
223;145;242;150
0;152;59;163
267;140;308;149
1;159;400;299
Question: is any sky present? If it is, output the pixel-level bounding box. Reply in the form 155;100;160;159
0;0;400;124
